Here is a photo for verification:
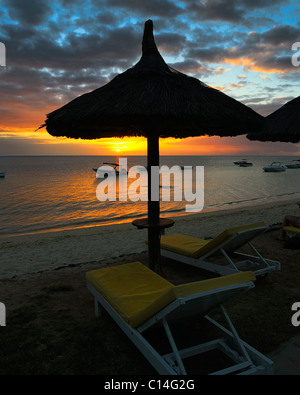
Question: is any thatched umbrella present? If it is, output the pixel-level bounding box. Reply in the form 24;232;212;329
247;96;300;143
41;19;263;272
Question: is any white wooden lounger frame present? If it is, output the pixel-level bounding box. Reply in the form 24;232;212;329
87;279;274;375
161;225;280;277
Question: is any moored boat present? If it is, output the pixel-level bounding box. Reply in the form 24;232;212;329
234;159;253;166
286;160;300;169
263;162;286;172
238;162;253;167
93;162;128;176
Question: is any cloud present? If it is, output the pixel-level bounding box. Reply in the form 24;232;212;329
183;0;245;23
1;23;141;71
101;0;183;18
1;0;52;25
181;0;287;25
187;23;300;75
247;24;300;48
228;83;245;88
155;32;187;55
0;0;299;156
169;59;212;75
214;66;231;74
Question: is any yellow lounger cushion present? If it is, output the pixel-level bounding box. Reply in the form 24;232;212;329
86;262;175;328
284;226;300;235
173;271;256;298
160;234;210;258
160;222;266;258
86;261;255;328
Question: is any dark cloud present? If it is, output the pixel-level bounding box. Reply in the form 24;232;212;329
248;25;300;46
1;0;52;25
187;0;244;23
102;0;183;18
240;0;287;9
181;0;287;24
188;46;228;63
96;11;120;26
169;58;212;76
155;32;187;55
187;23;300;75
1;23;140;71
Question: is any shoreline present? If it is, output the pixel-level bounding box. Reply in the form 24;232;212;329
2;191;300;240
1;197;299;279
2;195;299;240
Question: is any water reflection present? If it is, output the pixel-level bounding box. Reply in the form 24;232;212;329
1;155;300;236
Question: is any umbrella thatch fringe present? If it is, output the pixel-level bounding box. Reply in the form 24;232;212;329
247;96;300;143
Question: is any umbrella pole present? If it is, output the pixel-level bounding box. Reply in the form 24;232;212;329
147;134;160;272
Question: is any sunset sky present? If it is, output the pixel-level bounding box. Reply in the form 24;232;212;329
0;0;300;156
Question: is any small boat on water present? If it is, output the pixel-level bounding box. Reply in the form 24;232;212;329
234;159;253;167
263;162;286;172
286;160;300;169
0;172;5;178
238;162;253;167
93;162;128;176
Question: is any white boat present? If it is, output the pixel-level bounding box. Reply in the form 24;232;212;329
234;159;253;166
263;162;286;172
93;162;128;176
286;160;300;169
0;172;5;178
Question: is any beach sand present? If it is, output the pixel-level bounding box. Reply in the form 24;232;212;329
1;199;300;374
1;198;300;279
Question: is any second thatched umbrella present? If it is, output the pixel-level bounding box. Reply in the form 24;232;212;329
42;19;263;272
247;96;300;143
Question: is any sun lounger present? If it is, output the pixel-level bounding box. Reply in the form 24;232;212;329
86;261;274;375
284;226;300;236
159;222;280;277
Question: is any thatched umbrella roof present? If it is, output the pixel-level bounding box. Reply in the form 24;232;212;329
247;96;300;143
42;20;263;139
41;19;264;272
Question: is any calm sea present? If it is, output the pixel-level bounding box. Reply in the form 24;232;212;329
1;155;300;237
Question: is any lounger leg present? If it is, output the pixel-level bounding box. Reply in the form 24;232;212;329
220;304;252;365
94;297;101;318
163;318;187;375
220;248;239;272
247;241;268;266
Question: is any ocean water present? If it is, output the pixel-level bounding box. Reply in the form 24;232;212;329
1;155;300;237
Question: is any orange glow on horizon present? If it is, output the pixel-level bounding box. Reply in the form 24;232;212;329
1;114;299;157
1;126;255;155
